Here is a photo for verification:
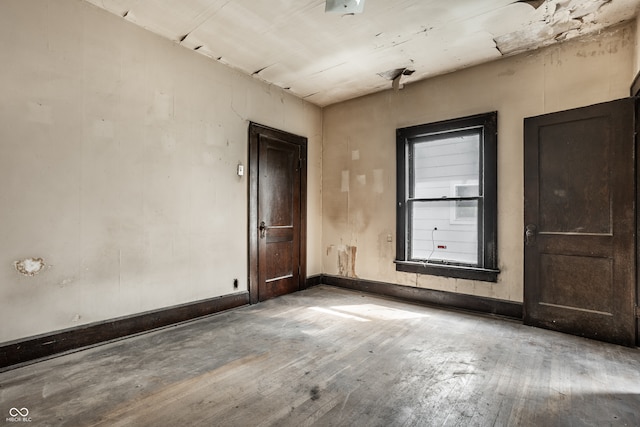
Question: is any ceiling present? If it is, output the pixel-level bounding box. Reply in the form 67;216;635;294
85;0;640;106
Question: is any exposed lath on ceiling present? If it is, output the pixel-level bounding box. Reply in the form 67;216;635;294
84;0;639;106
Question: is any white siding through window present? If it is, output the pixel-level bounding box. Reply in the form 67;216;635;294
410;132;480;264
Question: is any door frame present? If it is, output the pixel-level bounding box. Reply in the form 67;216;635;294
636;97;640;346
248;122;307;304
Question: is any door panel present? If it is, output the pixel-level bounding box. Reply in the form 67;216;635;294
249;124;307;303
538;116;611;234
538;254;613;314
259;137;300;301
524;98;636;347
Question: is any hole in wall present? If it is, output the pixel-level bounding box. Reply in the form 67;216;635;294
14;257;46;276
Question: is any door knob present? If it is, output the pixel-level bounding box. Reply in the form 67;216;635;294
259;221;267;239
525;224;537;246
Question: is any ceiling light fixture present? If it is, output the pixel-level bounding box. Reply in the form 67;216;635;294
325;0;365;14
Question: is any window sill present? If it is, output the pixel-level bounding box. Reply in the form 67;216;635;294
394;260;499;282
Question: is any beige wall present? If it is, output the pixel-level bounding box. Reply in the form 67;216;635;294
1;0;636;345
0;0;322;342
636;15;640;79
322;22;635;303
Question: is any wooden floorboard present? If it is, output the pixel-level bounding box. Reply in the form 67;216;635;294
1;285;639;426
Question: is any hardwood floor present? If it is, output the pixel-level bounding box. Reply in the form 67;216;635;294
1;285;639;426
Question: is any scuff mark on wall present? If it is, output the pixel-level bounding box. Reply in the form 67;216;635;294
497;68;517;77
341;170;350;192
93;118;114;138
372;169;384;194
151;91;174;120
28;101;53;125
338;245;357;278
59;278;74;288
14;257;46;276
351;209;370;232
376;232;395;277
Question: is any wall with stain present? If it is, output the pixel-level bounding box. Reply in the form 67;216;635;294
635;15;640;77
0;0;322;343
322;22;635;302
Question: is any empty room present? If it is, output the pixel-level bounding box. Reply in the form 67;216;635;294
2;0;640;425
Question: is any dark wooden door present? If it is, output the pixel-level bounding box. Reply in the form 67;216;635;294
249;123;307;303
524;98;636;346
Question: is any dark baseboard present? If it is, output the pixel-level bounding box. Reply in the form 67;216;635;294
0;291;249;370
321;274;523;320
0;275;527;370
302;274;323;290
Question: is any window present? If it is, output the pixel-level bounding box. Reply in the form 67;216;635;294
395;112;498;282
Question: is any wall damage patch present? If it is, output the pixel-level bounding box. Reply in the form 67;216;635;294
341;170;350;192
14;257;46;276
338;245;357;278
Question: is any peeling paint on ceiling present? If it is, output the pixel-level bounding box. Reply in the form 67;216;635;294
84;0;640;106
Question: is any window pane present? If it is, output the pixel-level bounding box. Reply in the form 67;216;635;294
452;184;479;223
410;200;478;265
412;131;480;199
